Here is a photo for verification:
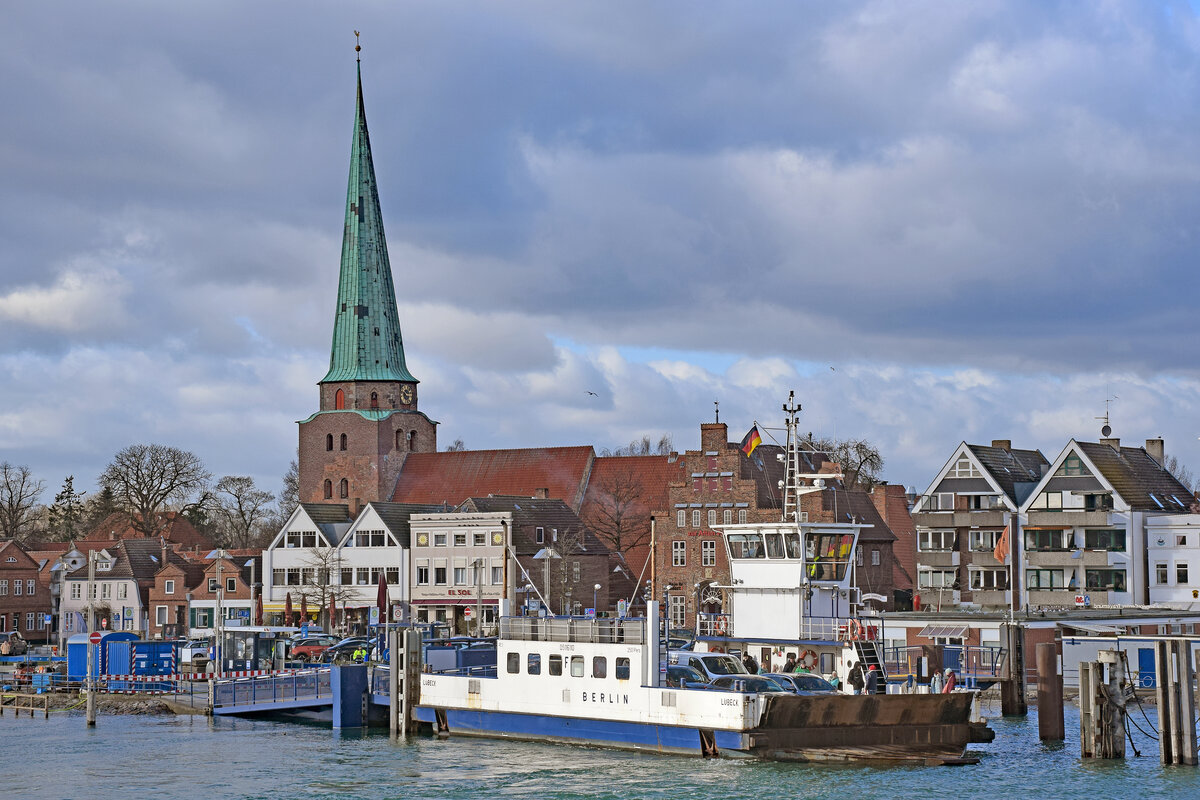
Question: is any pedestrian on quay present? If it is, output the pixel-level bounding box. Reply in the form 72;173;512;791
783;653;797;673
929;669;944;694
865;664;879;695
942;668;957;693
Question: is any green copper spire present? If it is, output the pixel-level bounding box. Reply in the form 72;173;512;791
321;61;417;385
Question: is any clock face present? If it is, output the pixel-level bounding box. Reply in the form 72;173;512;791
400;385;414;405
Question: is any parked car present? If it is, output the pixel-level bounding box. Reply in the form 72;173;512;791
708;675;792;694
666;664;708;689
0;631;27;656
290;635;339;662
179;639;211;664
668;651;747;681
763;672;838;695
320;638;375;664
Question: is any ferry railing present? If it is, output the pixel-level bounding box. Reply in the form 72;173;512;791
797;616;883;643
697;613;729;637
212;668;332;709
500;616;645;645
881;645;1008;684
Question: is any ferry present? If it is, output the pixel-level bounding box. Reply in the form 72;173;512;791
413;395;994;763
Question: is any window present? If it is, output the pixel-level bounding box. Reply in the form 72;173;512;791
1084;529;1126;552
548;654;563;676
156;606;168;625
396;430;404;450
1024;529;1072;551
1026;568;1067;590
164;580;175;595
528;653;541;675
676;510;686;527
326;434;333;451
100;583;110;599
417;566;429;585
434;567;447;585
702;540;716;567
871;549;880;566
454;567;467;585
968;530;1002;552
917;569;957;589
335;388;345;409
692;510;701;528
1178;564;1190;585
923;492;954;511
856;546;864;567
672;541;686;567
1086;569;1128;591
473;532;487;546
1029;492;1063;510
13;580;21;596
572;561;580;582
969;567;1008;590
339;433;348;451
917;530;956;552
433;533;446;547
208;578;218;592
339;478;349;498
570;655;585;677
387;567;400;585
507;653;520;674
721;509;731;525
535;527;544;544
1055;454;1088;477
27;612;37;630
1085;494;1114;511
1179;535;1189;547
491;566;503;584
452;533;466;546
370;391;378;409
70;583;80;599
668;595;686;627
967;495;1003;510
948;456;981;478
227;577;236;592
616;657;630;680
708;510;717;527
738;510;747;524
592;656;607;679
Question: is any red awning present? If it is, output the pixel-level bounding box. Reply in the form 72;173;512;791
409;598;499;605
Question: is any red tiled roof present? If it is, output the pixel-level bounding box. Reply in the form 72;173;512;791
391;447;596;510
580;455;684;575
81;512;216;550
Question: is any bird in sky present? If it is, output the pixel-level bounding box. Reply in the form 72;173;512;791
586;391;598;397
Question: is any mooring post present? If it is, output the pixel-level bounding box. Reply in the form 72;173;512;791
1036;642;1063;740
1001;622;1027;716
1079;661;1095;757
1178;640;1198;765
389;626;400;737
405;628;422;734
1157;640;1174;764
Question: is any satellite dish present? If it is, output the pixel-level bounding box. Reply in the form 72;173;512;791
1101;424;1112;437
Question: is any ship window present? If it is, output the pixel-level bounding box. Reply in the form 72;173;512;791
570;655;585;678
592;657;607;679
765;533;785;559
528;653;541;675
507;653;520;674
615;658;630;680
548;654;563;676
726;533;765;559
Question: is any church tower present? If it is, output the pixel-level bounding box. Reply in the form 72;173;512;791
298;57;438;511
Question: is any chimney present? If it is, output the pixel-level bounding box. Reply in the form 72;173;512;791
535;488;549;500
1100;437;1121;451
1145;438;1165;466
991;440;1011;451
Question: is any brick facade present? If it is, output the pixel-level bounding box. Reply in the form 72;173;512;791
0;541;51;643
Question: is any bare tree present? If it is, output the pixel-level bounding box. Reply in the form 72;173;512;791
581;466;653;558
0;462;46;543
444;438;467;452
295;546;355;633
810;436;885;490
1164;454;1197;494
277;455;299;521
98;444;211;537
214;476;276;549
600;434;673;457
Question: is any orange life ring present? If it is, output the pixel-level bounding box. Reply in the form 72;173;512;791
847;620;863;641
798;649;818;670
713;617;728;635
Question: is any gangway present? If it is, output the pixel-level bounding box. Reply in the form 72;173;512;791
211;668;333;715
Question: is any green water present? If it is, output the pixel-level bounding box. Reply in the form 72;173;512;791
4;700;1197;800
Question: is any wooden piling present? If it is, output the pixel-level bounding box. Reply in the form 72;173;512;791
1080;651;1125;759
1036;642;1063;740
1157;640;1173;764
1179;640;1198;766
1001;622;1027;716
1157;640;1199;766
389;626;400;737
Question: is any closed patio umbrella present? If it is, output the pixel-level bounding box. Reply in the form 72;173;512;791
300;595;309;626
254;594;263;626
377;572;389;624
285;592;294;627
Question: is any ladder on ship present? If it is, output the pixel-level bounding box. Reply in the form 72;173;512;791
854;639;887;694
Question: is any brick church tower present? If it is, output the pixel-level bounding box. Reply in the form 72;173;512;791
298;60;437;511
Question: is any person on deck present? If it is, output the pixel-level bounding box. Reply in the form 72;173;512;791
742;652;759;674
783;653;797;673
865;664;879;695
929;669;944;694
848;661;865;694
942;668;957;693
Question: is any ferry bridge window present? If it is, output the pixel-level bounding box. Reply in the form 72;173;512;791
764;533;785;559
528;653;541;675
726;533;765;559
592;657;607;679
616;657;630;680
507;653;520;674
570;655;585;678
784;533;802;559
549;654;563;676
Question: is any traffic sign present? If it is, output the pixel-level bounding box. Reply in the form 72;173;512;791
463;608;473;619
89;631;102;645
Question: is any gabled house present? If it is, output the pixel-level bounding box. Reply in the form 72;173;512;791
1019;436;1199;608
911;440;1048;610
188;554;259;636
0;540;52;644
147;553;205;639
60;539;172;637
263;503;353;625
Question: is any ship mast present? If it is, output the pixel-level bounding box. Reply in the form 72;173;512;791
781;390;837;523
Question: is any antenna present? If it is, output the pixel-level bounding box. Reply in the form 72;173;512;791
714;399;719;424
1095;392;1118;438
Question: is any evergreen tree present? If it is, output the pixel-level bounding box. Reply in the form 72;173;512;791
48;475;87;541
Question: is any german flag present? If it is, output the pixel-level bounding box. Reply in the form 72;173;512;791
740;425;762;457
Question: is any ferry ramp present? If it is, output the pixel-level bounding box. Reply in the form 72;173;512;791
211;668;333;715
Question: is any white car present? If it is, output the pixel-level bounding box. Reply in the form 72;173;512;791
179;639;211;664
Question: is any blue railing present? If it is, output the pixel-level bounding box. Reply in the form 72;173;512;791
213;669;331;708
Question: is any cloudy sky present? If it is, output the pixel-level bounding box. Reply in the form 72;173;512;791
4;1;1200;504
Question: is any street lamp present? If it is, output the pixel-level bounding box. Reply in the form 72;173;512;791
593;583;601;616
533;548;560;617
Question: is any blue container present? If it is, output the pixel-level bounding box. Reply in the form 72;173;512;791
66;632;139;681
131;641;177;676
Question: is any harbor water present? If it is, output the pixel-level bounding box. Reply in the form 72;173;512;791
5;699;1199;800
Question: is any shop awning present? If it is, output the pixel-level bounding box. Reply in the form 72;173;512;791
918;624;968;639
409;598;499;605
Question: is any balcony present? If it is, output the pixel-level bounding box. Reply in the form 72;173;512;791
915;551;960;568
1025;550;1080;568
1027;510;1112;527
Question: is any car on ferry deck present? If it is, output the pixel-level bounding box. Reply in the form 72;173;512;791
707;674;792;694
669;651;748;682
665;664;709;688
762;672;838;695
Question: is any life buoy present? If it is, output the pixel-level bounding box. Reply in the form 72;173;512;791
847;620;863;641
798;649;818;670
712;617;728;635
